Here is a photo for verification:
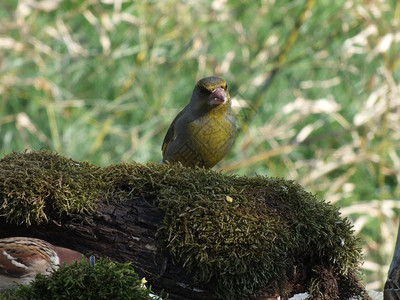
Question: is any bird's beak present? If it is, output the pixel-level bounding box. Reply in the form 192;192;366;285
210;87;227;106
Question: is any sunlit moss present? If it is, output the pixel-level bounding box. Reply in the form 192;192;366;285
0;151;366;299
0;150;102;225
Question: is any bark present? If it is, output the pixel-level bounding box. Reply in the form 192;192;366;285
0;196;214;300
384;222;400;300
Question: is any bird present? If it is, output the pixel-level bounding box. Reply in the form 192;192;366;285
162;76;236;168
0;237;83;291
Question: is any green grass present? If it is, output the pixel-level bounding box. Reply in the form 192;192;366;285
1;0;399;291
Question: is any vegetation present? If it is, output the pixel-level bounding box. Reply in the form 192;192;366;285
0;151;366;299
0;150;101;225
1;0;399;290
0;258;159;300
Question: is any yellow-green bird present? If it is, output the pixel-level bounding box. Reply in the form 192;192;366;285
162;76;236;168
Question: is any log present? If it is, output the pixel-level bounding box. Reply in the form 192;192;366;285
0;196;212;299
0;150;370;300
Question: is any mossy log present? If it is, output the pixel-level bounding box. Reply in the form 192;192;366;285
0;193;199;299
0;151;370;300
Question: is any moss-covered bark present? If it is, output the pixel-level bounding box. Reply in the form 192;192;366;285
0;150;370;300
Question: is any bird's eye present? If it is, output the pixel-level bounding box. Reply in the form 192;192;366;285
199;86;209;94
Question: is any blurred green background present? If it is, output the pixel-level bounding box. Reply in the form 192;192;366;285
1;0;399;291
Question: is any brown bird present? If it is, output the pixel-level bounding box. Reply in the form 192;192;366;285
0;237;83;291
162;76;236;168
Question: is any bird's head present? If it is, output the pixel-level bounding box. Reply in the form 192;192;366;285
190;76;230;114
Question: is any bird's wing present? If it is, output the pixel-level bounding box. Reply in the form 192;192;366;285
0;238;50;277
161;107;186;155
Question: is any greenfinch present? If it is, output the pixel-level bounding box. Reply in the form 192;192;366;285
162;76;236;168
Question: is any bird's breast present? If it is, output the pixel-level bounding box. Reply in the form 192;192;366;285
186;109;236;167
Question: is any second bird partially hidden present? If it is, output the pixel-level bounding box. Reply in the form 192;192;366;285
162;76;236;168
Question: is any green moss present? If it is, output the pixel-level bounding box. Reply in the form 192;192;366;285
0;259;160;300
0;151;365;299
0;150;103;225
104;163;363;299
